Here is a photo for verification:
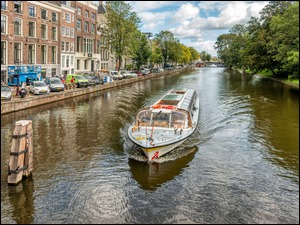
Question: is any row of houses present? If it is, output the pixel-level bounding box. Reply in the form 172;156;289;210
1;1;118;84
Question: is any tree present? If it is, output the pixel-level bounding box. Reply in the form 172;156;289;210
132;33;152;70
154;31;178;67
105;1;141;70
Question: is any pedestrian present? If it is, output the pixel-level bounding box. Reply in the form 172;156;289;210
70;76;75;83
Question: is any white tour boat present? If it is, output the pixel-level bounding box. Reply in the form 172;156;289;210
128;88;200;162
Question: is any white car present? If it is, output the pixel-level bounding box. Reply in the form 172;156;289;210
109;70;123;80
29;81;50;95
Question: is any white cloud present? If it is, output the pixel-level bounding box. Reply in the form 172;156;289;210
172;3;199;21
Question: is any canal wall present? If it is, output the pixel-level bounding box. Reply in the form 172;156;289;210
1;67;194;115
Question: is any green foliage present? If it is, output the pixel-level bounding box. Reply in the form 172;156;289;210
105;1;141;70
132;33;152;70
214;1;299;78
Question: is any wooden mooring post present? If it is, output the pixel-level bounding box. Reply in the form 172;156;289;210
7;120;33;185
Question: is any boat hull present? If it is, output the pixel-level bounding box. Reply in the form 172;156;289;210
140;139;187;161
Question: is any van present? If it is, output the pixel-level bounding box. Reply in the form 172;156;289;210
66;74;89;88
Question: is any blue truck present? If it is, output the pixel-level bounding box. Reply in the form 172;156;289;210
7;65;42;86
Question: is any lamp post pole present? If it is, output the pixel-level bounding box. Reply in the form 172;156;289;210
15;60;22;96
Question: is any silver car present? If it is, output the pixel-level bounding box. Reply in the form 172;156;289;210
29;81;50;95
1;85;12;101
44;77;65;92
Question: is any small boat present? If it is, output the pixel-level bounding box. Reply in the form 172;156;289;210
128;88;200;162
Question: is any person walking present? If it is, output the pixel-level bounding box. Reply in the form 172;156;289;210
70;76;75;83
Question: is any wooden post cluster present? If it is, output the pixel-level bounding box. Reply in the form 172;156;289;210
7;120;33;185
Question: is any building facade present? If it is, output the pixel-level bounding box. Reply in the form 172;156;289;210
1;1;61;83
1;1;117;84
60;1;75;77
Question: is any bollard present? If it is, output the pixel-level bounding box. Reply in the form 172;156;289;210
7;120;33;185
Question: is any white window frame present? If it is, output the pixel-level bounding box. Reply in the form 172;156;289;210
62;26;65;36
52;26;57;41
66;13;70;23
41;24;47;39
28;5;36;17
51;46;57;64
66;27;70;37
41;45;47;64
1;41;7;65
28;43;36;64
28;21;36;37
41;9;47;20
14;42;22;63
1;15;8;34
70;28;74;38
14;18;22;36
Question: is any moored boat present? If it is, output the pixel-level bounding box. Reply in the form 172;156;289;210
128;88;200;162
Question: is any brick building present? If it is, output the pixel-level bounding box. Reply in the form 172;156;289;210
1;1;61;82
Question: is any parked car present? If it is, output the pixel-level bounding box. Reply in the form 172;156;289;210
66;74;89;88
134;71;143;76
120;70;132;79
82;74;96;87
29;81;50;95
109;70;123;80
1;85;12;101
141;68;151;75
44;77;65;92
128;71;137;78
91;75;103;85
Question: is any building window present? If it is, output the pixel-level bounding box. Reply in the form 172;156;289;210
52;12;57;22
1;1;7;10
83;38;94;53
66;42;69;52
84;60;87;70
41;9;47;20
70;42;74;52
41;45;46;64
52;68;56;76
77;19;81;30
77;7;81;15
28;6;35;17
62;26;65;36
71;56;73;65
92;12;95;20
41;24;47;39
14;42;21;63
70;28;74;38
62;55;65;68
97;40;100;54
14;1;22;14
28;44;35;64
28;21;35;37
14;18;22;35
84;21;89;32
77;37;81;52
77;59;80;70
51;46;56;64
1;15;7;34
91;24;95;34
1;41;6;65
66;27;70;37
61;41;65;52
85;10;89;18
52;26;57;40
66;13;70;23
66;56;69;68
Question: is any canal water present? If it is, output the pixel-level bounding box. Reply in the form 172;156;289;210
1;68;299;224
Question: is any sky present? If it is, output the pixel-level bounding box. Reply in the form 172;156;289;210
126;1;270;57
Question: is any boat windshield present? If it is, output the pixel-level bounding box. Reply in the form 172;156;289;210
136;110;188;128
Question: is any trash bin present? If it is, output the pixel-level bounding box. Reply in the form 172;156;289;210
103;76;111;83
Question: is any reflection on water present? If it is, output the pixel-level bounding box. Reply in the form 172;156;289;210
128;147;198;191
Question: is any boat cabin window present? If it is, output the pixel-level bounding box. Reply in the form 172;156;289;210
151;111;170;127
136;110;151;126
171;111;188;129
136;110;189;128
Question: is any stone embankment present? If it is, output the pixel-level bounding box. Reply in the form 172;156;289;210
1;67;194;115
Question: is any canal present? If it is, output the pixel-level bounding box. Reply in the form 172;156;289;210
1;68;299;224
